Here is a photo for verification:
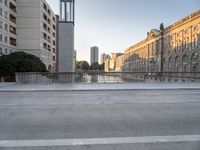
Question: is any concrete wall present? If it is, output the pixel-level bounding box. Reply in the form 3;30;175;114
58;22;75;72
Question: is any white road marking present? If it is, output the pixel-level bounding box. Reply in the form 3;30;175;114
0;135;200;147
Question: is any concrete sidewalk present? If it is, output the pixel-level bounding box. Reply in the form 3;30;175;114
0;82;200;92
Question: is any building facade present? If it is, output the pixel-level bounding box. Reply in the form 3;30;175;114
90;46;99;65
124;9;200;73
104;53;124;72
115;54;125;72
0;0;17;56
101;53;110;64
16;0;57;72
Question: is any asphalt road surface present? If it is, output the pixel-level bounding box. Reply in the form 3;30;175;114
0;89;200;149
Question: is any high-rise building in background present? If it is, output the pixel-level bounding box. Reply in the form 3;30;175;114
101;53;110;64
0;0;17;56
58;0;75;72
90;46;99;65
16;0;57;72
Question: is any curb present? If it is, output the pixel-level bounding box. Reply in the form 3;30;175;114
0;88;200;92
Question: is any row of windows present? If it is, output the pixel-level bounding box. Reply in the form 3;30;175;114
0;7;9;19
43;2;56;23
0;34;8;43
43;12;56;30
0;34;16;46
0;20;9;32
42;42;56;53
0;47;13;55
0;0;8;7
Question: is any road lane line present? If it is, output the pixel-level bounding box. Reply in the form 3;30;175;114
1;135;200;147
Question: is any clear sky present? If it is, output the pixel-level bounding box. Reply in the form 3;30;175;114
46;0;200;62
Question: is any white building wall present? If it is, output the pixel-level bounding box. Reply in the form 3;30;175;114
0;0;17;56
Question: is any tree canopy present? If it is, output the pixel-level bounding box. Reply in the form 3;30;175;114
90;62;104;71
76;61;104;71
0;51;47;77
76;61;90;71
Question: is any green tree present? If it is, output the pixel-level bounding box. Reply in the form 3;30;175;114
90;62;100;70
76;61;90;71
0;51;47;78
99;63;105;71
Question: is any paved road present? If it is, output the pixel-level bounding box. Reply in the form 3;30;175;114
0;90;200;149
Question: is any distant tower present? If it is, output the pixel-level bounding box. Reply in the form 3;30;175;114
58;0;75;72
90;46;99;65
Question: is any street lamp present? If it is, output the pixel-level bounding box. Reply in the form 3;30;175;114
160;23;164;72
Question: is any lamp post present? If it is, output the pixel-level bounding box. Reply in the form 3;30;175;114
160;23;165;80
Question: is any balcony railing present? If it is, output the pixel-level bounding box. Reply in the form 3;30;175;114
15;72;200;84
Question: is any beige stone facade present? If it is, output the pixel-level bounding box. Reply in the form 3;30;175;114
104;53;124;72
124;9;200;73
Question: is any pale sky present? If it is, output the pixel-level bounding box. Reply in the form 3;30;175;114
46;0;200;62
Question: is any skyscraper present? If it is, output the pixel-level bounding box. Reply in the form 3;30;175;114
90;46;99;65
58;0;75;72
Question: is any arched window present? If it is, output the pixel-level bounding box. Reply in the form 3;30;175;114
182;55;188;72
168;56;173;71
175;56;180;72
163;57;167;71
191;53;198;72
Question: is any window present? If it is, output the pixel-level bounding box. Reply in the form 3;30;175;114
0;34;2;41
4;23;8;31
10;25;16;34
4;36;8;43
0;7;2;16
194;38;198;48
4;0;8;6
0;21;3;29
4;11;8;19
0;48;2;55
10;37;16;46
5;48;8;55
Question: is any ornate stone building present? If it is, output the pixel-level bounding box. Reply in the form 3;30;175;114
124;9;200;73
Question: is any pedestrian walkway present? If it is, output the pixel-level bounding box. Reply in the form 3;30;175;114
0;82;200;92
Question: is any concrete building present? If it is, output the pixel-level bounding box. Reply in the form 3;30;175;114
90;46;99;65
104;53;123;72
16;0;57;72
101;53;110;64
104;59;110;72
0;0;17;56
115;54;125;72
58;0;75;72
124;9;200;73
